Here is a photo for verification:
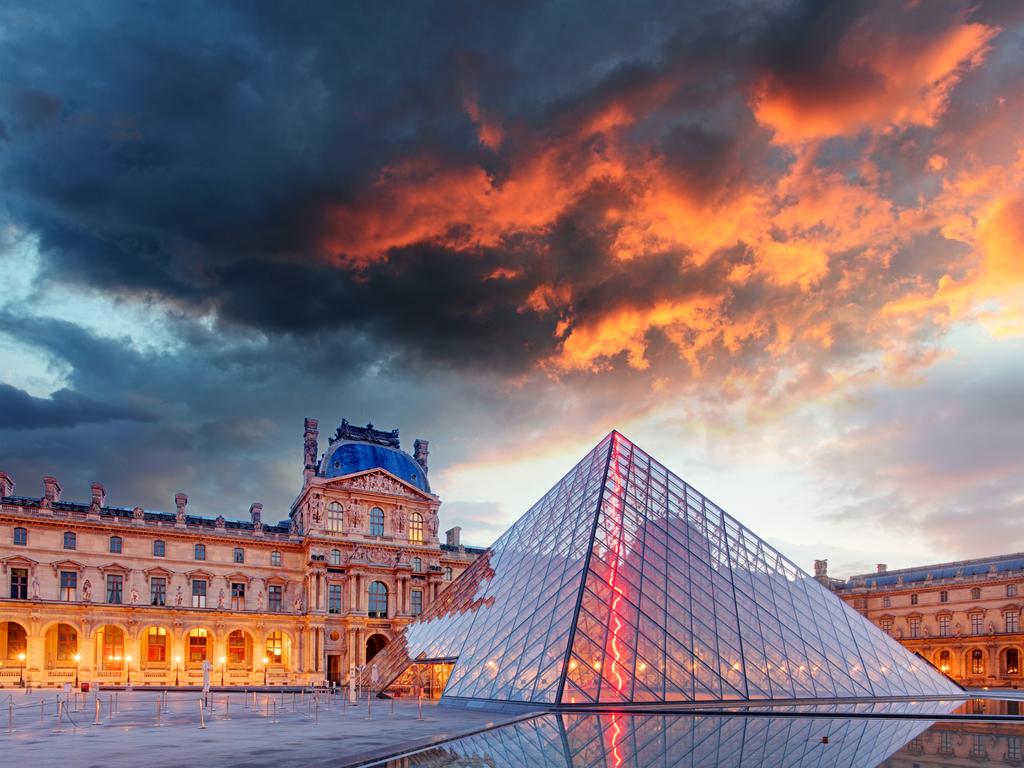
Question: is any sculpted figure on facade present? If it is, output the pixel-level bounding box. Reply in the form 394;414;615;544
175;585;183;606
130;585;140;605
393;508;406;533
133;505;144;520
429;512;438;537
309;494;324;526
81;578;92;602
218;588;226;609
293;594;302;613
352;545;368;561
257;590;265;611
348;504;362;530
31;576;39;599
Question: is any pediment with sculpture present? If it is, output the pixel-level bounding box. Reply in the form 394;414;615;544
323;469;432;500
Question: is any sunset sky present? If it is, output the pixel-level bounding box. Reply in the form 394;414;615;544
1;1;1022;577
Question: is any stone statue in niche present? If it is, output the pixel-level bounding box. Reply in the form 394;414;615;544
82;579;92;602
293;594;302;613
428;513;438;537
257;590;265;611
218;589;226;609
310;495;324;525
394;508;406;533
31;577;40;599
175;585;183;606
348;504;363;529
130;585;140;605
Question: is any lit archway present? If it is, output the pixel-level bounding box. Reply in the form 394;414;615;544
141;626;170;668
99;625;126;671
186;628;211;667
2;621;27;661
265;631;292;668
366;633;388;663
44;623;78;670
227;629;254;669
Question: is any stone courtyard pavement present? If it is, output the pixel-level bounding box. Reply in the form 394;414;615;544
0;689;525;767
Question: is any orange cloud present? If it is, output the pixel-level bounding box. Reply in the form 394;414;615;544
753;9;998;143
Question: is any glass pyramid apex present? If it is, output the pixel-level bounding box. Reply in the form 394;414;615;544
370;431;963;706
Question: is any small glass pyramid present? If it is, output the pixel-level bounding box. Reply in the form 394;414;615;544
372;431;963;705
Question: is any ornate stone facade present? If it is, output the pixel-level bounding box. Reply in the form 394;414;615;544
0;418;482;688
826;555;1024;689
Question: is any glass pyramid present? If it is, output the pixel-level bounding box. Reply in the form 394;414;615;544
370;431;963;706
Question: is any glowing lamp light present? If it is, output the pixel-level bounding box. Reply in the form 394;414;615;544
593;660;601;670
262;656;270;665
126;655;132;663
568;660;578;671
219;656;226;665
17;652;26;662
174;655;182;664
637;662;646;672
73;654;81;663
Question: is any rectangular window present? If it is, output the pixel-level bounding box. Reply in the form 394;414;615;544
413;557;422;572
13;527;27;546
268;584;282;612
189;630;207;662
153;540;165;557
231;582;245;610
60;571;77;601
972;587;982;600
10;567;28;599
271;550;281;567
194;544;206;561
328;584;342;613
109;536;122;553
192;579;207;608
106;574;123;604
971;651;985;675
1009;737;1022;761
881;596;890;608
147;627;167;662
57;624;77;660
444;567;452;581
233;547;245;564
909;618;921;638
972;614;984;635
1010;584;1019;598
411;589;423;616
228;632;246;663
910;594;918;606
63;531;76;550
150;577;166;606
938;616;951;636
940;590;948;603
1006;612;1020;633
880;619;893;636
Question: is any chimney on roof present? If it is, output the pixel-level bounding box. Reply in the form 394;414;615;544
303;418;319;484
90;482;106;509
877;563;888;574
0;471;13;498
174;493;188;527
446;526;461;548
414;439;429;475
43;476;62;503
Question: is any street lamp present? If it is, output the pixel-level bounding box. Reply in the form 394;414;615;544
17;651;26;687
262;656;269;686
126;654;133;688
73;653;81;688
174;655;182;687
219;656;226;687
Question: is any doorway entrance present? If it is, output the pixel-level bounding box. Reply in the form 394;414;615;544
327;654;342;686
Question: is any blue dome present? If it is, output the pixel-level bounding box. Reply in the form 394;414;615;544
322;441;430;492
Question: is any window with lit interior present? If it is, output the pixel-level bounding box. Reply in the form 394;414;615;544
368;581;388;617
408;512;423;543
327;502;343;533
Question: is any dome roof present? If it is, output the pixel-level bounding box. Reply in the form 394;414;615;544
321;441;431;493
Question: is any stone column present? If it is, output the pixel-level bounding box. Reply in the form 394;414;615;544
28;631;46;684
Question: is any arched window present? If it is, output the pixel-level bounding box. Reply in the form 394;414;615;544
937;650;952;673
413;557;422;572
109;536;122;553
1007;649;1020;676
327;502;344;533
271;550;281;567
4;622;27;659
408;513;423;543
228;630;247;664
368;581;388;617
63;531;76;550
266;631;285;664
330;549;341;566
970;649;985;675
153;539;165;557
370;507;385;536
13;527;27;546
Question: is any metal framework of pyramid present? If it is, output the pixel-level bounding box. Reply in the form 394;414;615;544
370;431;962;706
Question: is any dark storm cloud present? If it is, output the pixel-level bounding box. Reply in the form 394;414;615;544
0;383;155;429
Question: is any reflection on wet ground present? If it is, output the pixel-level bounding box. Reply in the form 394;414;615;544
366;700;1024;768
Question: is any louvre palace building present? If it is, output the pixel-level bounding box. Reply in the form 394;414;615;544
0;417;482;689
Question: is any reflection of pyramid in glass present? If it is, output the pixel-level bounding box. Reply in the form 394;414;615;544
376;431;962;706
